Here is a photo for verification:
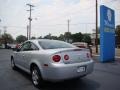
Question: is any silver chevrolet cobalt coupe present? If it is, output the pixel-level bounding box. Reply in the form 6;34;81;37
11;39;94;88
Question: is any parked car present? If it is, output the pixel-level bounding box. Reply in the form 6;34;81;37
72;42;92;57
8;44;16;50
6;44;12;49
15;43;21;49
72;42;88;48
3;44;16;49
11;39;94;88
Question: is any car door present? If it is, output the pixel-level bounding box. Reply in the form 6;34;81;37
16;42;31;68
23;42;39;70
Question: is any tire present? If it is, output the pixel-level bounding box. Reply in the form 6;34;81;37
31;66;44;88
11;58;17;70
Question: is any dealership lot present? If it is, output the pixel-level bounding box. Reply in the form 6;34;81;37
0;49;120;90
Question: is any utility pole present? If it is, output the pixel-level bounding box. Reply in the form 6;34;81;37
95;0;98;53
3;26;7;34
26;4;34;40
68;19;70;33
3;26;7;48
85;24;87;33
27;25;29;40
0;19;1;38
67;19;70;42
0;29;1;38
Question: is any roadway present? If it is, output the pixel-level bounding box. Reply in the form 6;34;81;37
0;49;120;90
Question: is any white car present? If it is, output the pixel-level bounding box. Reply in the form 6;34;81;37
11;39;94;88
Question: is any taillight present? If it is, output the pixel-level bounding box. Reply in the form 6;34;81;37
64;55;69;60
52;55;61;62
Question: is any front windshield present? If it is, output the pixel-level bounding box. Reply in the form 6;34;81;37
38;40;76;49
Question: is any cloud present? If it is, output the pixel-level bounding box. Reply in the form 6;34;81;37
0;0;120;38
31;0;41;4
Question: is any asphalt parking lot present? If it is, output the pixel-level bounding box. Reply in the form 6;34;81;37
0;49;120;90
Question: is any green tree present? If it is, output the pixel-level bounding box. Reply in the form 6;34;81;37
44;33;51;39
1;33;14;43
116;25;120;36
16;35;27;43
51;36;58;40
64;32;72;42
58;34;65;41
31;36;36;39
44;33;58;40
1;33;14;48
82;34;91;44
71;32;83;42
116;25;120;46
38;36;42;39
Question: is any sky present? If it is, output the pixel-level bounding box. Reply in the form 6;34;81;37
0;0;120;39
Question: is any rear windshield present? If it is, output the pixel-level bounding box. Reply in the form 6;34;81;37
38;40;76;49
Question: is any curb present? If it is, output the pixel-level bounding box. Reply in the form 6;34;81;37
92;54;120;59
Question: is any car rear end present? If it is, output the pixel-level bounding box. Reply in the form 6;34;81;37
41;48;94;82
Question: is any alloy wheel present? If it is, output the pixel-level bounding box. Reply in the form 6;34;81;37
32;69;39;85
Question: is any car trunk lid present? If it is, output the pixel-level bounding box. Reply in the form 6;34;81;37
60;48;91;64
49;48;91;64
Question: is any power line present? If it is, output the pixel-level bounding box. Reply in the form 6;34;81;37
0;23;95;29
102;0;119;4
33;5;95;23
0;21;119;29
0;25;26;28
33;0;119;23
36;1;95;17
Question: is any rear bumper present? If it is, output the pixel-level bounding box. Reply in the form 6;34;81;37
42;60;94;82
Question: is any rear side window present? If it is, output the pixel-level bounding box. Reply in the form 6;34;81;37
20;42;31;51
20;42;39;51
38;40;75;49
30;43;39;50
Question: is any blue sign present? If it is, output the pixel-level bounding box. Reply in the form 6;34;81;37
100;5;115;62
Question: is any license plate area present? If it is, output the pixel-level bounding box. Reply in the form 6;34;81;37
77;66;86;73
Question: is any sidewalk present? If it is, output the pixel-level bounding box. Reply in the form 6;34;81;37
92;47;120;57
91;47;120;63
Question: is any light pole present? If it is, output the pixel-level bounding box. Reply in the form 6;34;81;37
27;25;29;40
26;4;34;40
95;0;98;53
67;19;70;43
